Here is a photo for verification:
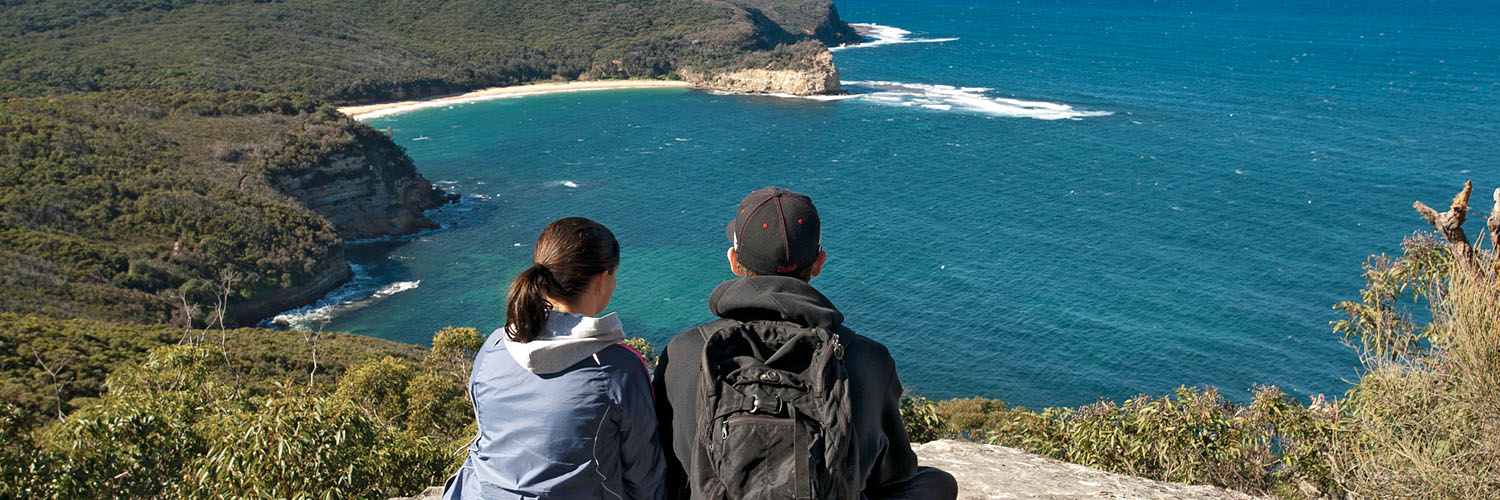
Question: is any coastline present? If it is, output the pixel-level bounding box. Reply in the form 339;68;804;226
337;79;696;120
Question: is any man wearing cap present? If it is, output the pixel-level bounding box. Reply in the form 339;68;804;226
652;187;958;499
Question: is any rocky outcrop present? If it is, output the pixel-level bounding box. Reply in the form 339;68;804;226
390;440;1268;499
719;0;864;47
236;122;451;325
683;49;841;96
915;440;1266;500
269;128;449;241
226;246;353;327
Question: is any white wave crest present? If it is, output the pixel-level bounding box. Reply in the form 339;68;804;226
831;23;960;52
545;180;580;188
841;81;1114;120
268;272;421;330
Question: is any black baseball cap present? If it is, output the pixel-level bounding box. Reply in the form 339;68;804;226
726;187;821;275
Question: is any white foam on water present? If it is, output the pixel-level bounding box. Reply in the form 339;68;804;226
840;81;1114;120
831;23;960;52
544;180;580;189
269;267;422;330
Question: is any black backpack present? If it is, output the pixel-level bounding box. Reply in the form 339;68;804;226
690;319;857;499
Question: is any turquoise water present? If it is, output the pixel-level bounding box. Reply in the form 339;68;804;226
283;0;1499;408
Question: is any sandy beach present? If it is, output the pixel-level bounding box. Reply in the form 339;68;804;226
337;80;696;120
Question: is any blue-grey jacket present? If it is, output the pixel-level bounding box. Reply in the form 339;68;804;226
443;311;665;500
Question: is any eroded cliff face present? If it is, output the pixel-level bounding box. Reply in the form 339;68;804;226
223;118;451;326
226;247;354;327
684;48;841;96
268;128;448;241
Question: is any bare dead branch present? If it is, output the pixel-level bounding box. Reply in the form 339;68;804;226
212;269;243;396
27;345;71;421
305;319;328;388
1413;180;1483;280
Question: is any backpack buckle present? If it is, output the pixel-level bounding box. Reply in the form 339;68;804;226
750;395;782;415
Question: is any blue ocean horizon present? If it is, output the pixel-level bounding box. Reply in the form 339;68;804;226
280;0;1498;409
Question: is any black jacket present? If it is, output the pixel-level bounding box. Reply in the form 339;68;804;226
652;276;919;499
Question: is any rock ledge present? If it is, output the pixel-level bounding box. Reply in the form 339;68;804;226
391;440;1268;499
916;440;1266;500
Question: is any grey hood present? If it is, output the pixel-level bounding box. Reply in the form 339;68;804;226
503;311;625;374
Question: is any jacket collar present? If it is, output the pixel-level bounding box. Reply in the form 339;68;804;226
708;276;844;328
502;310;624;374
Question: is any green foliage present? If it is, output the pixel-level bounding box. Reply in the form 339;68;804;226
621;336;659;371
898;394;944;444
1325;232;1500;498
404;371;471;436
910;386;1337;497
0;313;423;423
1332;232;1451;359
426;326;484;378
185;395;448;499
334;356;415;426
0;0;855;104
1;323;473;499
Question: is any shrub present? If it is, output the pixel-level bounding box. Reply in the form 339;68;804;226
404;372;471;437
1328;233;1500;498
898;395;945;444
333;356;415;426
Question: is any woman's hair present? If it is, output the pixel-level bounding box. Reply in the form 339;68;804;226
505;217;620;343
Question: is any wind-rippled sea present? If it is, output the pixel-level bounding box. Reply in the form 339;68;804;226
276;0;1499;408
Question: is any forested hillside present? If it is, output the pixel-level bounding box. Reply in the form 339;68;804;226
0;0;861;103
0;91;444;326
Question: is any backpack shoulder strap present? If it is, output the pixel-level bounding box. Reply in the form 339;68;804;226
696;318;741;342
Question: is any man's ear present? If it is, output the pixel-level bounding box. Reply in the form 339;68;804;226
809;250;827;278
727;247;745;277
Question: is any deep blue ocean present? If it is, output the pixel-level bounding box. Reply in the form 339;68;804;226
278;0;1499;408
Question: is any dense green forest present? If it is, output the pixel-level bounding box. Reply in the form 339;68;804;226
0;0;861;104
0;91;424;325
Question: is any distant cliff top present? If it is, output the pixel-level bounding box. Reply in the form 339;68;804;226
0;0;860;103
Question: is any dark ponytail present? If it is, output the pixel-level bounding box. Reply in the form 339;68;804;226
505;217;619;342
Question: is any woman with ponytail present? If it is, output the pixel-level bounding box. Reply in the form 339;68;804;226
443;217;664;500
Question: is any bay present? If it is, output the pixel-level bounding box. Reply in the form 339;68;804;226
279;0;1499;408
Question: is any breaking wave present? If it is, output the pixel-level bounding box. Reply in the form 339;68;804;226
267;267;420;330
841;81;1114;120
831;23;959;52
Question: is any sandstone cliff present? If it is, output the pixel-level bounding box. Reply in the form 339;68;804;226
227;121;451;325
267;127;448;241
683;45;842;96
389;440;1266;500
